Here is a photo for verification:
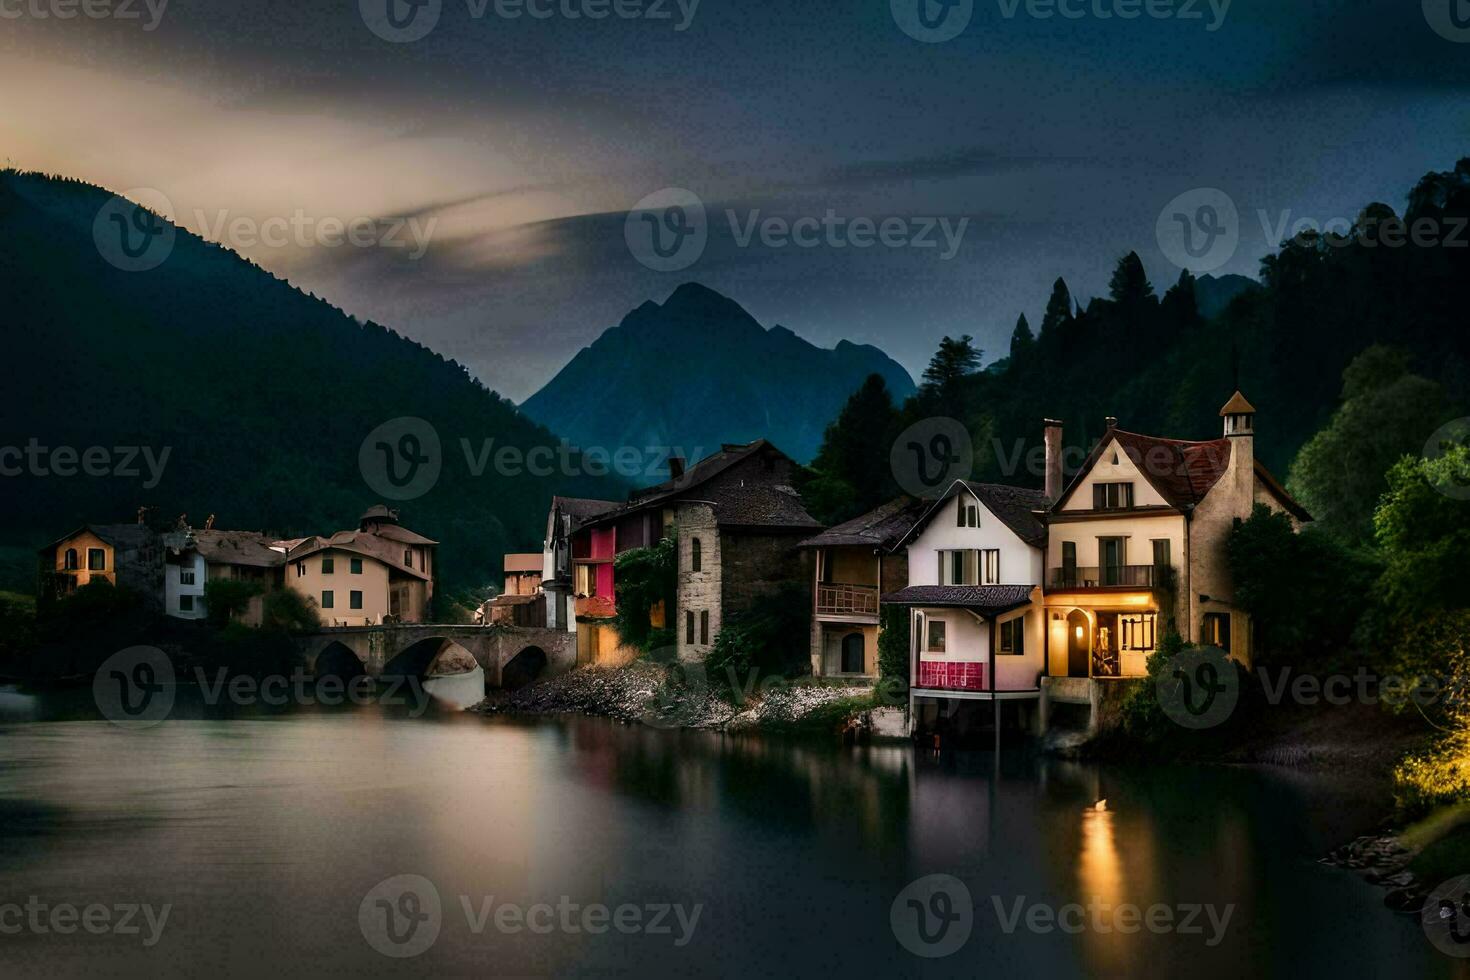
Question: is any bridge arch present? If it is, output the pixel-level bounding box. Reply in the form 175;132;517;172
314;641;367;682
382;636;480;680
501;645;548;689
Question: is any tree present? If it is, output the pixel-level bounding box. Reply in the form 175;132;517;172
203;579;263;628
876;604;910;694
1108;251;1155;306
806;374;900;523
1287;346;1450;544
1009;313;1035;364
919;335;981;416
1373;444;1470;626
1039;277;1072;337
262;588;321;632
612;536;677;653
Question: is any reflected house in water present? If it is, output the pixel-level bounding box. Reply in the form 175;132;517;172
884;481;1050;735
1040;393;1311;684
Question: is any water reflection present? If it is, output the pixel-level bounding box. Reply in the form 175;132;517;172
0;702;1455;978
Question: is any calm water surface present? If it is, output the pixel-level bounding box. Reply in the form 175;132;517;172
0;678;1461;978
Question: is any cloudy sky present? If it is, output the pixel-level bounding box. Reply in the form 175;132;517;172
5;1;1469;401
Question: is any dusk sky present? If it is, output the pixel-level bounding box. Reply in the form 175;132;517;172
6;0;1469;401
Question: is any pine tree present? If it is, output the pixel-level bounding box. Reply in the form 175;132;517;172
1108;251;1155;306
920;335;982;416
1039;277;1072;337
1009;313;1035;365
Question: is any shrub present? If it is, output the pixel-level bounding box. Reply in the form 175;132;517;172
203;578;264;628
612;536;676;653
705;587;810;692
877;603;910;691
262;587;321;632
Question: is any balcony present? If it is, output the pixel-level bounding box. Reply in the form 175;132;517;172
816;582;879;618
1050;565;1156;590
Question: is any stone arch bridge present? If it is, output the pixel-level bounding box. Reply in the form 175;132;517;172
295;625;575;691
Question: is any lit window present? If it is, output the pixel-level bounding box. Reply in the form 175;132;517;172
1201;613;1231;651
981;549;1000;585
87;548;106;571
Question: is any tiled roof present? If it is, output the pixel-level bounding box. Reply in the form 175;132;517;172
287;529;431;581
554;496;619;525
366;523;438;546
799;496;927;551
193;530;282;568
896;482;1049;550
1055;429;1233;512
881;584;1035;612
698;483;822;530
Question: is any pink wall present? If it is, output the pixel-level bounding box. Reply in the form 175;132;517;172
596;562;615;600
589;527;616;561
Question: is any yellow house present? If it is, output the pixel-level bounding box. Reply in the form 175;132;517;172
282;506;436;626
39;523;162;608
1041;392;1310;678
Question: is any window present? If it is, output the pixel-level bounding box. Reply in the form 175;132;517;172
926;619;947;653
1099;537;1127;585
87;548;106;571
350;590;363;610
63;548;78;570
321;590;334;609
999;614;1026;655
575;564;597;597
1121;613;1157;652
1061;541;1077;573
981;549;1000;585
700;610;710;645
179;594;194;612
180;567;195;585
1093;482;1134;510
350;558;363;574
295;562;306;577
957;496;979;527
691;537;702;572
1201;613;1231;650
322;557;334;574
939;550;979;586
404;550;413;568
686;610;695;644
1152;539;1171;568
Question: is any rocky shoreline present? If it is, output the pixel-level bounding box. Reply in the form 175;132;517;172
1321;833;1429;914
469;661;882;735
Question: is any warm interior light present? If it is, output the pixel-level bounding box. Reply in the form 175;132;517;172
1074;626;1084;640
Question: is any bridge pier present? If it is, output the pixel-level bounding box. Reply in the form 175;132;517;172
296;625;577;692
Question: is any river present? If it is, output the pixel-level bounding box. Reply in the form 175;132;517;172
0;677;1459;978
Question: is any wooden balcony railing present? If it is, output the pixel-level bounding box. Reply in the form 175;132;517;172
1050;565;1156;589
816;582;879;616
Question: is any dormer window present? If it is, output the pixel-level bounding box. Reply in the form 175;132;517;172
1093;482;1134;510
956;496;979;528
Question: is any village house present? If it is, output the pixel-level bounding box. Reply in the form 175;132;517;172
165;526;285;625
282;505;437;627
542;495;618;632
568;441;820;664
797;496;926;678
1040;392;1310;683
38;521;164;610
478;553;547;626
883;481;1050;733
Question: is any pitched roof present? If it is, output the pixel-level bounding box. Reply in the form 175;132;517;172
192;530;283;568
554;496;619;524
40;523;156;553
881;584;1035;613
366;522;438;546
1054;428;1234;512
1219;390;1257;415
286;529;431;581
895;482;1050;550
799;496;929;551
583;440;819;532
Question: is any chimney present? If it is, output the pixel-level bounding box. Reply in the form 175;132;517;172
1043;420;1064;504
1220;390;1256;516
668;456;686;481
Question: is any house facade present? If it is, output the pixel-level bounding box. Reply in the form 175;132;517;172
165;528;285;624
38;523;164;610
282;506;437;627
797;496;924;678
1041;393;1310;678
542;496;617;631
885;483;1049;720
